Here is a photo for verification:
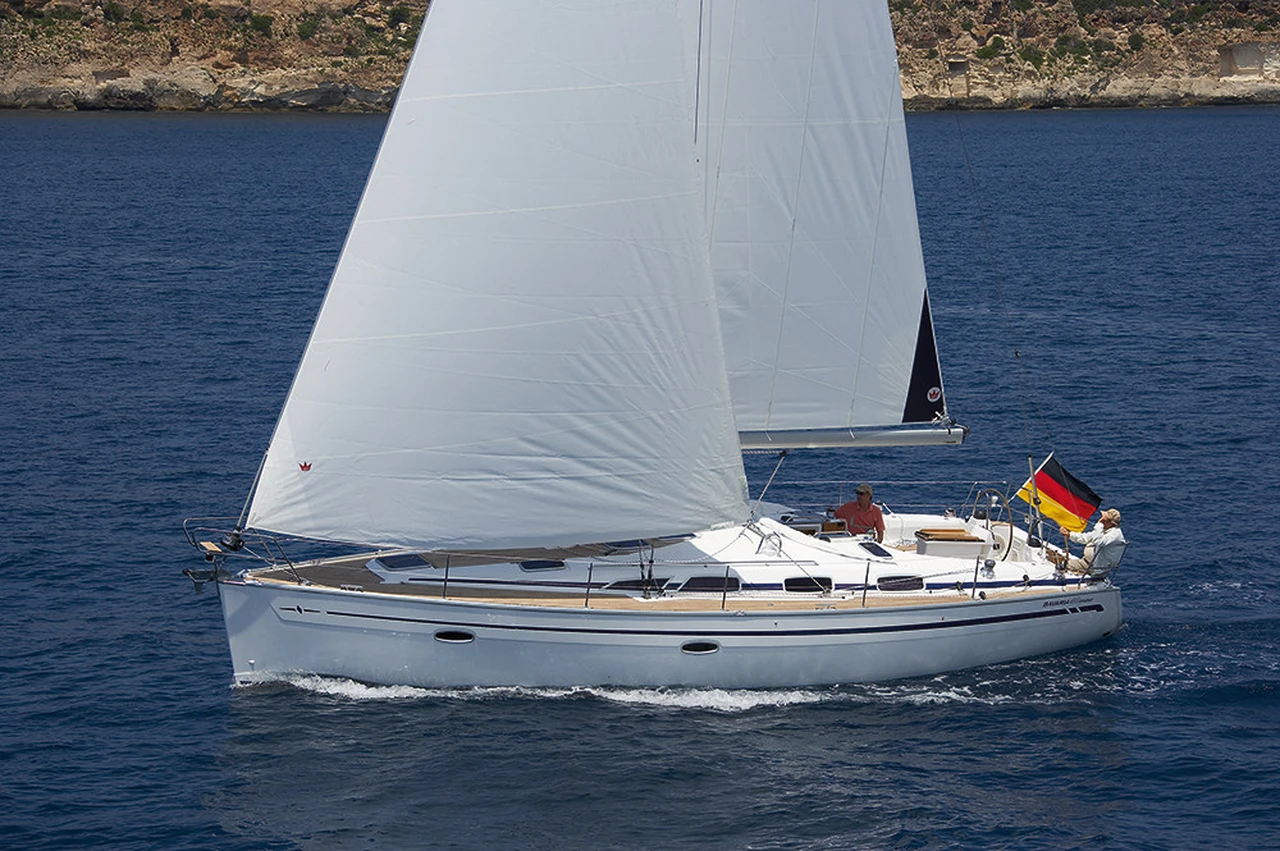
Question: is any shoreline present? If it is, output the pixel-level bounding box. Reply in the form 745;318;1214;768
5;1;1280;114
4;76;1279;114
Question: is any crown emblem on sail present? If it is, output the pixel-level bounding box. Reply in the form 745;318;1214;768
299;462;312;472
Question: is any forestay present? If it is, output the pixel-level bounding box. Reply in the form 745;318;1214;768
691;0;952;447
248;0;750;550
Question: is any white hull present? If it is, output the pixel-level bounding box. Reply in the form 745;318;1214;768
219;580;1120;688
214;518;1123;688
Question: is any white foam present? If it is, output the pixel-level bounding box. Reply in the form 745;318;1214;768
239;672;1058;708
852;680;1015;705
582;686;831;712
239;675;832;711
240;634;1238;708
266;674;434;700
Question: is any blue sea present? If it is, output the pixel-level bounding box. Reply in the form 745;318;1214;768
2;106;1278;850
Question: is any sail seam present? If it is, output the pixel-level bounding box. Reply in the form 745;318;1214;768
762;0;824;433
358;191;697;224
848;16;903;430
705;0;740;244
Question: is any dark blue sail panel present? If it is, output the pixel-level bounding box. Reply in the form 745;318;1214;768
902;291;946;423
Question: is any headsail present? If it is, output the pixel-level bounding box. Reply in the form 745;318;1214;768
247;0;749;550
693;0;958;449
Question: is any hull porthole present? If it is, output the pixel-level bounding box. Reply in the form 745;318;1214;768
681;641;720;655
434;630;476;644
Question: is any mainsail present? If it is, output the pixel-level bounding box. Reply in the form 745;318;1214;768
692;0;957;448
248;0;750;550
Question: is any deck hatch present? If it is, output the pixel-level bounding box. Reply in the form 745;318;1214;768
377;553;432;570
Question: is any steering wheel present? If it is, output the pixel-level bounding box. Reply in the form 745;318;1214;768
971;488;1016;562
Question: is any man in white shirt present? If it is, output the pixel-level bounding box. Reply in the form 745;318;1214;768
1062;508;1126;576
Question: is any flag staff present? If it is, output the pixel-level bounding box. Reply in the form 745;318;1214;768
1027;453;1062;559
1026;453;1041;523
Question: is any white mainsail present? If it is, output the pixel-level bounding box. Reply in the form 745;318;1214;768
693;0;954;448
248;0;750;550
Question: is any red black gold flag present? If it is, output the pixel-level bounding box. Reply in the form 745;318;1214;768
1016;453;1102;533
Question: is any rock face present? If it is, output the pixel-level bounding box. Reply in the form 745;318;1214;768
3;0;1280;111
0;0;425;110
891;0;1280;108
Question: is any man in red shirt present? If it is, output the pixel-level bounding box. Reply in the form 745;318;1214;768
834;483;885;542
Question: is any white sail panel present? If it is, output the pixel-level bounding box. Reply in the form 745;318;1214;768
248;0;749;550
698;0;948;443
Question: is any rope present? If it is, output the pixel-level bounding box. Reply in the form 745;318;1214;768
750;450;789;516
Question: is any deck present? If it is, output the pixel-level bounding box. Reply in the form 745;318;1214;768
243;559;1101;613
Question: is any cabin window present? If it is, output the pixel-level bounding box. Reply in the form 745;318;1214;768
519;559;565;571
377;553;432;570
679;575;741;593
604;577;670;592
877;575;925;592
784;576;833;593
859;542;893;558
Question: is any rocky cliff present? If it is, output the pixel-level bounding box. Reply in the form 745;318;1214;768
893;0;1280;107
3;0;1280;111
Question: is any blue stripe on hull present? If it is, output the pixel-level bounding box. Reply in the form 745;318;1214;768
299;599;1111;638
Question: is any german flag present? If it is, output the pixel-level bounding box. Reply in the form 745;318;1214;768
1016;454;1102;533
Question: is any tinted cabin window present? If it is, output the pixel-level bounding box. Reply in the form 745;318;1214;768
877;575;925;592
604;578;670;591
519;560;565;571
679;576;741;593
784;576;833;593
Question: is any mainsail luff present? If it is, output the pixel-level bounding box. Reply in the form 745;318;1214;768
247;0;750;550
697;0;952;447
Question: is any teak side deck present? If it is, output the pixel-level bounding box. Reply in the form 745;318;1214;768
244;560;1100;613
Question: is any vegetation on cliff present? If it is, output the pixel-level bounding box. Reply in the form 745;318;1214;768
2;1;1279;110
890;0;1280;107
0;1;430;108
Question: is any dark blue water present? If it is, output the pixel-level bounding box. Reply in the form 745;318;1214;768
2;107;1277;850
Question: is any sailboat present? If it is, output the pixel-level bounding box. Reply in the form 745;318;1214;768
186;0;1123;688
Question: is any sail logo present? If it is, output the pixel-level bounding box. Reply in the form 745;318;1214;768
927;387;942;403
299;462;312;472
